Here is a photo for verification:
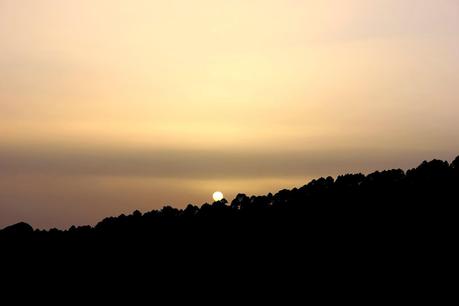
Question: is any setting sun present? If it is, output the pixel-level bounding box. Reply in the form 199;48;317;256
213;191;224;202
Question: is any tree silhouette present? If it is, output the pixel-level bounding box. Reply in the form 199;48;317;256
1;155;458;289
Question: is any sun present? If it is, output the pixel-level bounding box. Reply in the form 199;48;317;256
212;191;224;202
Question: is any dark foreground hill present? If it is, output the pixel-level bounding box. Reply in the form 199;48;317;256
1;156;458;298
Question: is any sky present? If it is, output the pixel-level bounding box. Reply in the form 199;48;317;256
1;0;459;229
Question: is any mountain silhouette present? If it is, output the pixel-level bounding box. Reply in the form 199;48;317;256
0;222;33;236
1;155;458;297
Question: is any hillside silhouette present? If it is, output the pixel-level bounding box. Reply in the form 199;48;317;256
1;156;458;295
3;155;458;238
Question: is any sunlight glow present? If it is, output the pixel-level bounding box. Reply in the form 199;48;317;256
213;191;224;202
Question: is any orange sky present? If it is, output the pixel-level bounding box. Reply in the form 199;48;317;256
1;0;459;228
